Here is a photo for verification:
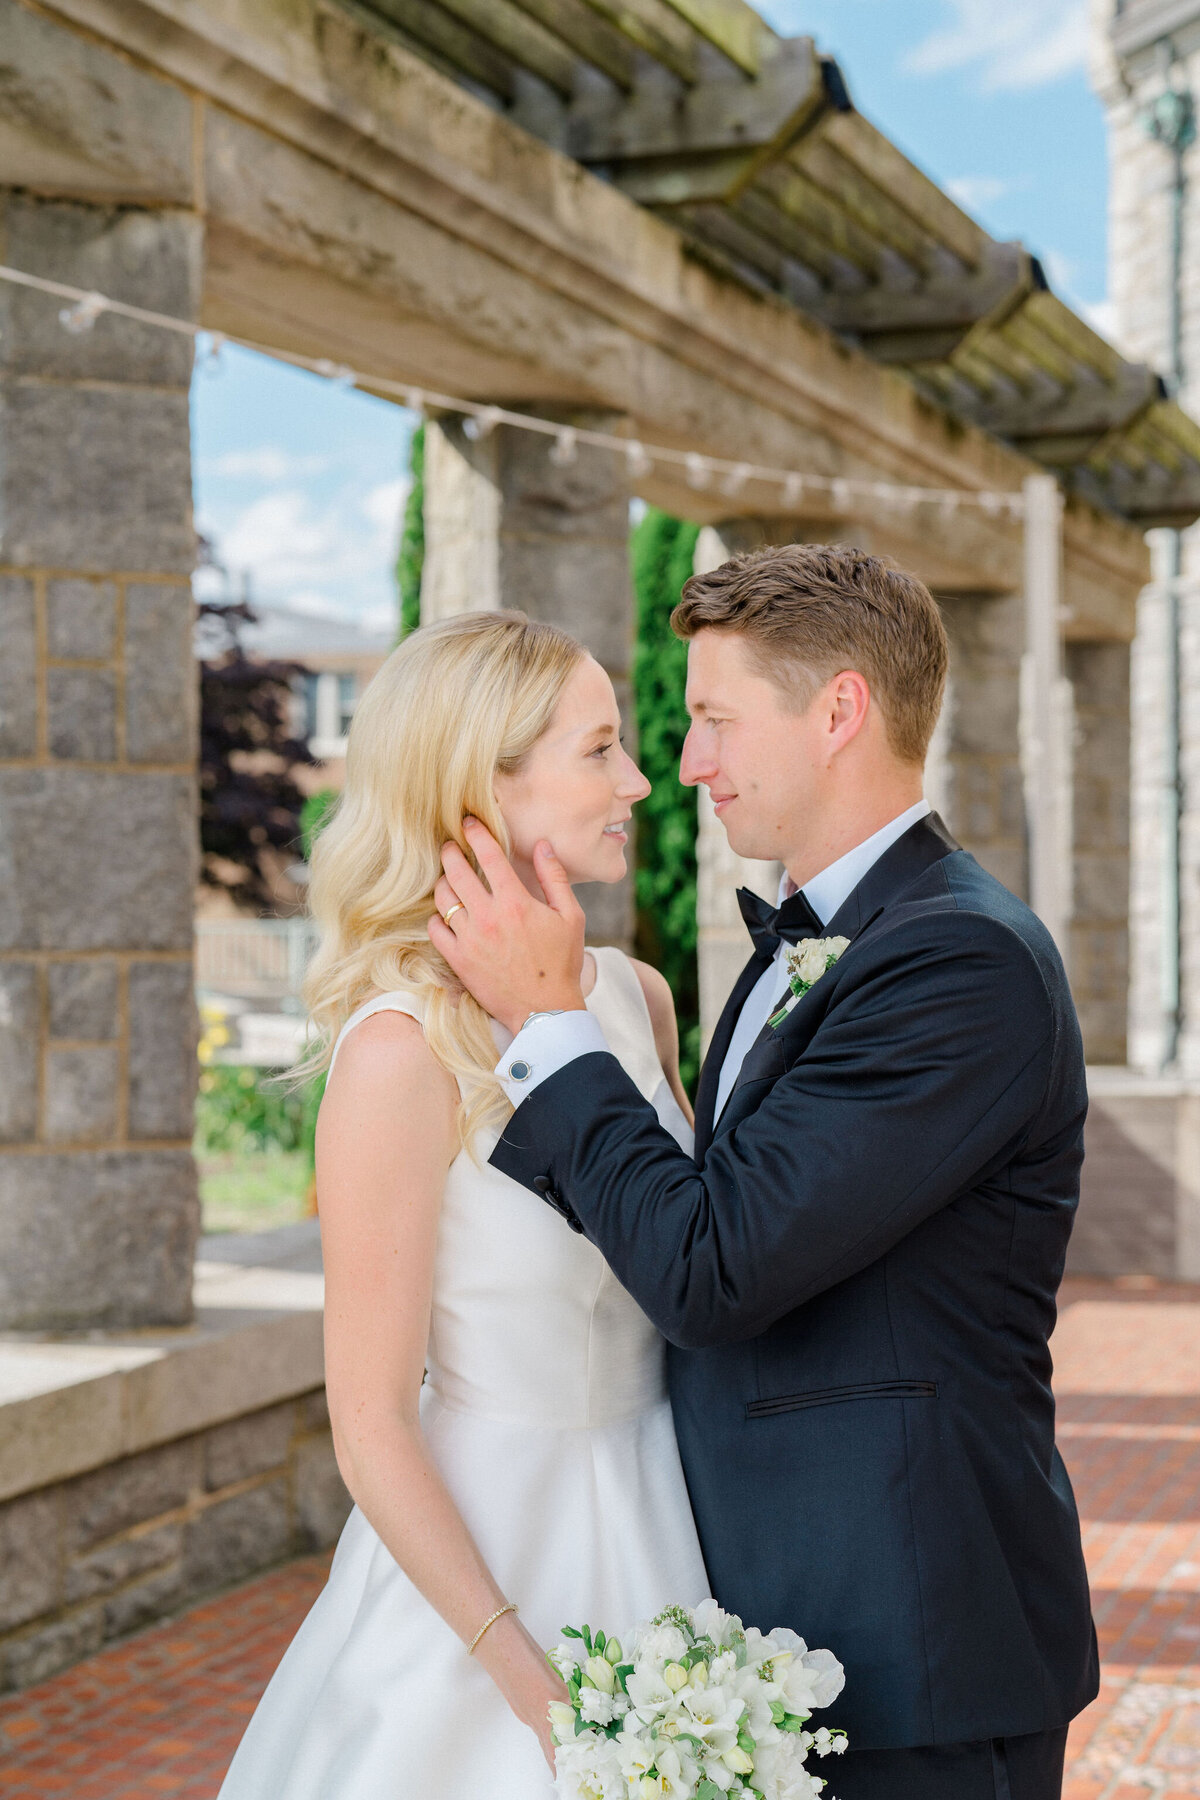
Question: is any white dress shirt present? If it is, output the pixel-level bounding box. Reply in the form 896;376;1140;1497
496;799;932;1113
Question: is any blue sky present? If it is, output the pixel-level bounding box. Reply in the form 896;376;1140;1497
192;0;1108;629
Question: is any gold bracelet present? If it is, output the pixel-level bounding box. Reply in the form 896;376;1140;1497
467;1601;518;1656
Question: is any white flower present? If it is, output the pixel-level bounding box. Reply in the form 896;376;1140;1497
722;1746;755;1776
765;1632;845;1712
634;1620;691;1664
584;1653;617;1695
786;936;850;989
548;1641;580;1681
580;1686;618;1726
549;1700;578;1742
690;1599;739;1650
664;1662;690;1693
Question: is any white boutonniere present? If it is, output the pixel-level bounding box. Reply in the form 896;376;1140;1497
768;936;851;1030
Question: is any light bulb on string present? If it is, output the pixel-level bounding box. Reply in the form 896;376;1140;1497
404;387;427;418
831;477;852;512
201;332;226;377
781;471;804;510
685;452;711;490
313;358;356;388
464;405;502;441
979;492;1003;518
58;291;107;335
720;461;750;498
626;441;653;480
549;426;578;467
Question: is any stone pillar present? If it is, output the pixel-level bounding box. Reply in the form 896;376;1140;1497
0;194;201;1329
936;593;1029;903
1066;641;1131;1065
692;525;782;1050
422;410;636;946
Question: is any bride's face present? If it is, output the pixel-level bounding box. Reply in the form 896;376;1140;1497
494;656;651;886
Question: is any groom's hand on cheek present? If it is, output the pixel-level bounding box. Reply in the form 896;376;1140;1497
428;819;588;1035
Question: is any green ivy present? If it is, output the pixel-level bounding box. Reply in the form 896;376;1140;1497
631;507;701;1095
397;421;425;640
196;1063;326;1167
300;787;338;861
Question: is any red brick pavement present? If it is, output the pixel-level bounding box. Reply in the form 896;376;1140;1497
0;1276;1197;1797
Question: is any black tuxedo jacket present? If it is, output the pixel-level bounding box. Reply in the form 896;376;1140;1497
491;815;1098;1749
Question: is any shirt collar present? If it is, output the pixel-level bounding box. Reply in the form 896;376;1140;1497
778;799;933;927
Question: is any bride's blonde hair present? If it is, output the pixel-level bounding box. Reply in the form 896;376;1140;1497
300;611;587;1147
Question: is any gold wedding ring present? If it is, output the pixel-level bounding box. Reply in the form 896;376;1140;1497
442;901;466;926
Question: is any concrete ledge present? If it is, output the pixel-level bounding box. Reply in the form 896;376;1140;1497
1074;1068;1200;1281
0;1222;348;1693
0;1221;325;1504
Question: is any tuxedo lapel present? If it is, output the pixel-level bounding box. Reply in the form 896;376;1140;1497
712;812;962;1142
693;950;770;1161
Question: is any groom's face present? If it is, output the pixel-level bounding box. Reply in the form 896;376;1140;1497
681;630;830;864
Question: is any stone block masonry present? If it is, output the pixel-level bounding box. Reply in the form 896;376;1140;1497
0;1392;349;1693
0;190;201;1328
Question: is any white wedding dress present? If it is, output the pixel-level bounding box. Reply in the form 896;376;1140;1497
218;946;710;1799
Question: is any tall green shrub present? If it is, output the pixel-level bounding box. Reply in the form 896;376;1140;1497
631;507;701;1093
397;421;425;640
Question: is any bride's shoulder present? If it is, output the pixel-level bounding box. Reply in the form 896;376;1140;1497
325;993;450;1101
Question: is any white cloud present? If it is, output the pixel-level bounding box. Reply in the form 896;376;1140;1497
361;477;408;532
1042;248;1077;293
204;447;333;482
904;0;1088;92
944;174;1012;212
1081;297;1120;343
200;474;409;620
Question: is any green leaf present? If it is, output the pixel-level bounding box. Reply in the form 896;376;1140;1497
615;1664;635;1694
696;1782;724;1800
594;1629;606;1654
561;1626;583;1640
737;1728;756;1754
769;1701;786;1725
779;1713;810;1733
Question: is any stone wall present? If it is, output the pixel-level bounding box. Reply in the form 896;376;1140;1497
936;592;1029;902
0;191;201;1328
1068;641;1132;1064
0;1391;349;1693
1094;14;1200;1075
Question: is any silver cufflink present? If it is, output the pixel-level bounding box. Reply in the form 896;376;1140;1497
508;1059;532;1082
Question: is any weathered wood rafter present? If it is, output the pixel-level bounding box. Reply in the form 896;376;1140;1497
343;0;1200;528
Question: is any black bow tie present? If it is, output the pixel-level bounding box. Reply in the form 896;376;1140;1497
737;886;824;960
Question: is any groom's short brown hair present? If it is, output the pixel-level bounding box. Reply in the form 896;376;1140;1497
672;543;948;766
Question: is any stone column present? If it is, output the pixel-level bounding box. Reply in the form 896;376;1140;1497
691;525;782;1050
0;194;201;1329
422;410;636;946
936;593;1029;903
1066;641;1131;1065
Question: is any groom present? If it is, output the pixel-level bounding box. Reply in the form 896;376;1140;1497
430;544;1098;1800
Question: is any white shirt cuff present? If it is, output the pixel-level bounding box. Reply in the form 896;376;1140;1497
495;1010;610;1106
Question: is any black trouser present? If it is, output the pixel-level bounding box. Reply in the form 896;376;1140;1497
822;1726;1069;1800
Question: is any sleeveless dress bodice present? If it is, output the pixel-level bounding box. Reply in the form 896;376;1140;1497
218;947;709;1800
425;947;684;1430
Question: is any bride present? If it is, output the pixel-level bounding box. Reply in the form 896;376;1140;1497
217;611;710;1798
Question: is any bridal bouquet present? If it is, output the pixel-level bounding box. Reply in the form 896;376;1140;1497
546;1599;847;1800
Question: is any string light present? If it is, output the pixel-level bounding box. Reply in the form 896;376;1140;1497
311;358;356;388
58;291;106;334
463;404;502;440
0;260;1027;521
